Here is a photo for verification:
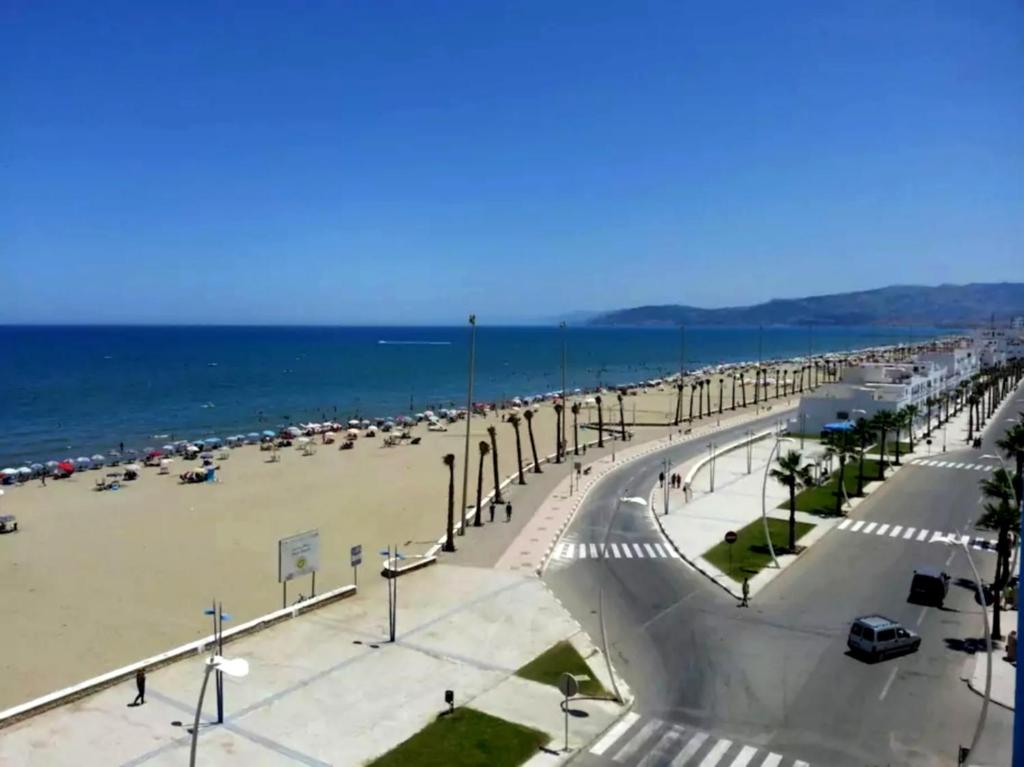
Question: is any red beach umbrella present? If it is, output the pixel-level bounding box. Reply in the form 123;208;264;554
57;460;75;474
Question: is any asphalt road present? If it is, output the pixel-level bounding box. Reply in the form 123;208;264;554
546;389;1023;767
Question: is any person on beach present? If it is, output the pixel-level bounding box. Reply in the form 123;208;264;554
40;473;46;487
505;502;512;522
489;502;496;523
119;441;124;454
132;668;146;706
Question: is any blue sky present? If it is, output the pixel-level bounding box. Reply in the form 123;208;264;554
2;1;1021;324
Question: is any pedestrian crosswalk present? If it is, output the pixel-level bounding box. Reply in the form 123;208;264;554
553;540;680;561
590;713;810;767
908;458;999;473
835;518;997;553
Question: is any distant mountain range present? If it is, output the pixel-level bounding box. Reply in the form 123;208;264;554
587;283;1024;328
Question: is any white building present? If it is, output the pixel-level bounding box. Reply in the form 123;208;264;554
795;358;966;435
972;327;1024;365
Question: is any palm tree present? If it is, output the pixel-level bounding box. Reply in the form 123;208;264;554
617;392;626;440
853;418;871;496
924;397;935;438
903;404;919;453
595;395;604;447
486;425;503;503
996;421;1024;503
871;411;897;480
570;402;581;455
442;453;456;551
753;368;760;405
824;431;857;516
553;403;564;464
775;367;781;399
770;450;814;552
507;414;526;485
740;371;747;408
474;440;489;526
978;469;1019;640
967;393;979;443
892;408;908;465
704;378;712;417
524;408;542;473
718;376;724;414
688;382;697;421
731;373;738;410
674;382;685;425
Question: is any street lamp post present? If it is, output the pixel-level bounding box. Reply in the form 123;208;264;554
761;435;793;569
662;458;671;515
459;315;477;536
202;601;232;724
189;655;249;767
706;443;718;492
940;536;992;766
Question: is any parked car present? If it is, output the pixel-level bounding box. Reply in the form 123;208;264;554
908;567;950;607
0;514;18;534
847;615;920;661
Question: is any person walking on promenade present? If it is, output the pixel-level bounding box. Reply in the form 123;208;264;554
489;502;496;523
131;668;146;706
659;471;665;488
505;501;512;522
740;578;750;608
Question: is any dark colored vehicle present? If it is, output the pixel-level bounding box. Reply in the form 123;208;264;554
909;567;950;606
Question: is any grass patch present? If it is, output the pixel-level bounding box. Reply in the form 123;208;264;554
781;458;886;514
516;640;607;697
367;707;549;767
866;441;911;456
703;517;815;580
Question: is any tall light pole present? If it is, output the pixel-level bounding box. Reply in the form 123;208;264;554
189;655;249;767
459;315;477;536
761;435;793;569
560;322;567;462
662;458;671;515
940;535;992;766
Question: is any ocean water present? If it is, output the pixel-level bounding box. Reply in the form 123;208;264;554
0;325;948;466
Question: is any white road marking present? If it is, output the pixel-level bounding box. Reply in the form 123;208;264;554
917;529;930;541
613;718;661;761
863;522;877;534
590;543;599;558
636;724;688;767
697;738;732;766
643;543;658;557
727;745;758;767
851;521;865;532
578;543;587;559
760;755;783;767
955;462;966;469
794;761;811;767
838;519;853;530
670;731;709;766
903;527;916;539
621;544;634;558
879;666;898;701
653;543;669;558
609;543;621;558
930;531;950;543
875;524;890;535
915;605;928;626
889;525;903;537
633;543;646;557
945;549;956;566
589;711;640;755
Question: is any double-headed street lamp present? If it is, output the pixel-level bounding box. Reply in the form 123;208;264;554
189;655;249;767
939;535;992;766
760;434;793;569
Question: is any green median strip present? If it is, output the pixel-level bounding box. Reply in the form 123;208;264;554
515;639;607;698
367;707;549;767
781;458;885;515
703;517;815;580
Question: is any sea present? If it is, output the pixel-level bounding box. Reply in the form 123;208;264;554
0;325;952;467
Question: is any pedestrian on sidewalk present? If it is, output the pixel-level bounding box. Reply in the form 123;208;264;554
505;501;512;522
131;668;146;706
489;502;496;523
659;471;665;488
740;578;750;608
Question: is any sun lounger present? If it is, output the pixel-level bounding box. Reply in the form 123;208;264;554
409;437;421;445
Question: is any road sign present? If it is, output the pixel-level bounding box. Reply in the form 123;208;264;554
557;672;579;698
724;530;738;545
350;544;362;567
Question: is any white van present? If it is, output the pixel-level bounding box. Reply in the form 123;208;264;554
847;615;920;661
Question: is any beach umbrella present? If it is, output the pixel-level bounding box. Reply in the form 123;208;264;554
123;463;140;472
45;460;59;472
200;451;214;460
246;433;260;443
346;428;359;438
124;448;138;458
162;444;176;453
76;456;92;468
286;426;302;438
91;454;106;466
262;430;276;438
30;463;44;476
297;436;310;445
146;448;162;459
16;467;31;480
58;460;75;474
206;437;223;447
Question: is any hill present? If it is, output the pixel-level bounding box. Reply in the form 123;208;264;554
587;283;1024;327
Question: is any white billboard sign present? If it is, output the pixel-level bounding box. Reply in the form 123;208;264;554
278;529;320;583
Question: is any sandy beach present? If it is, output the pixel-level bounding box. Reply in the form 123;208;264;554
0;349;921;707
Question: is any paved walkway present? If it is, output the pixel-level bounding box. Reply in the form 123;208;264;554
0;565;624;766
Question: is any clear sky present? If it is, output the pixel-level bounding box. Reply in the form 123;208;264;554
2;1;1021;324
